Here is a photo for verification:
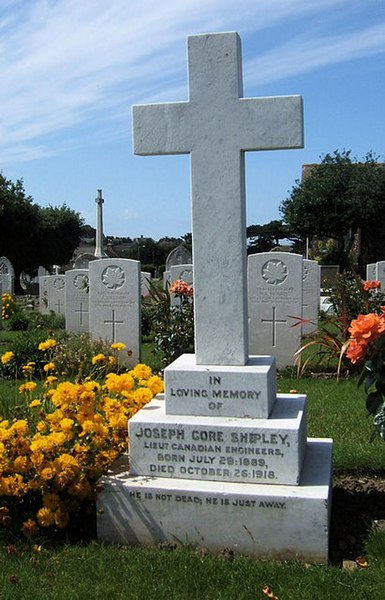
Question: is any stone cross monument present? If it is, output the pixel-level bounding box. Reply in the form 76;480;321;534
97;32;332;563
133;33;303;365
94;189;108;259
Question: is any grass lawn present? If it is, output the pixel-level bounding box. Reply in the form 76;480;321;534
2;328;385;597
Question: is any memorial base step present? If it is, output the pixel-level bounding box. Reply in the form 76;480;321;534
97;438;332;563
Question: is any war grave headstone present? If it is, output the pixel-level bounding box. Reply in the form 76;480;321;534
165;244;192;273
302;259;320;336
89;258;141;367
366;263;377;281
97;31;332;563
65;269;89;333
38;275;66;315
248;252;303;368
74;253;97;269
0;256;15;295
164;244;192;288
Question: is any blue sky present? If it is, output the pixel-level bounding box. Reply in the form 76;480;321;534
1;0;385;239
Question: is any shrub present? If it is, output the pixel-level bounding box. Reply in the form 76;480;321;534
51;333;131;380
0;341;164;539
144;279;195;367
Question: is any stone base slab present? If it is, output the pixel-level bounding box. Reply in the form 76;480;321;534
164;354;276;418
97;438;332;563
129;394;307;485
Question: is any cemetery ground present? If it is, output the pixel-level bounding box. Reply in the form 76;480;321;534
1;329;385;598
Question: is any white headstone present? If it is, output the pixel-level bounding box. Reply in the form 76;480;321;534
39;275;66;315
377;261;385;289
65;269;89;333
366;263;377;281
89;259;141;367
0;256;15;295
248;252;303;368
302;259;320;336
98;32;332;564
165;244;192;272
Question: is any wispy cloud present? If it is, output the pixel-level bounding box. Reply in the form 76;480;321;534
0;0;383;164
245;22;385;86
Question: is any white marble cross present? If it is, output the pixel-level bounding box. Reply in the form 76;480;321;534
133;32;303;366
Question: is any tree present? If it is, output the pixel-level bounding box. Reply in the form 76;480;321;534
33;205;83;269
246;220;290;254
0;173;40;275
280;150;385;269
0;172;83;288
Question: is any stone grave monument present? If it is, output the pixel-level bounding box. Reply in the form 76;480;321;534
89;258;141;367
248;252;303;368
366;263;377;281
164;244;192;286
65;269;89;333
0;256;15;295
38;274;66;315
97;31;332;563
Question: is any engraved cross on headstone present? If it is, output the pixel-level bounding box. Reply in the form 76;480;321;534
133;32;303;366
261;306;287;347
55;298;63;314
75;302;89;326
104;309;124;342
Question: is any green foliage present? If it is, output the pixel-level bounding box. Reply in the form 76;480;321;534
328;271;385;322
50;333;119;379
357;334;385;442
280;149;385;268
246;220;290;253
298;271;385;377
0;172;83;280
143;279;194;367
5;330;63;378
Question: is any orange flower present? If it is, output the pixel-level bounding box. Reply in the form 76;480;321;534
349;313;385;343
346;339;368;364
363;280;381;291
169;279;193;297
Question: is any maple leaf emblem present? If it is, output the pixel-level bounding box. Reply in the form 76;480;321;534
53;277;64;289
102;266;126;289
262;260;288;285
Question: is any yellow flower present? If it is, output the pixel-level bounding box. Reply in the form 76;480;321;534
92;353;106;365
29;399;41;408
19;381;37;394
111;342;126;351
1;351;14;365
43;362;55;373
21;519;39;538
38;339;57;351
44;375;58;387
146;375;164;395
131;363;152;380
37;507;55;527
